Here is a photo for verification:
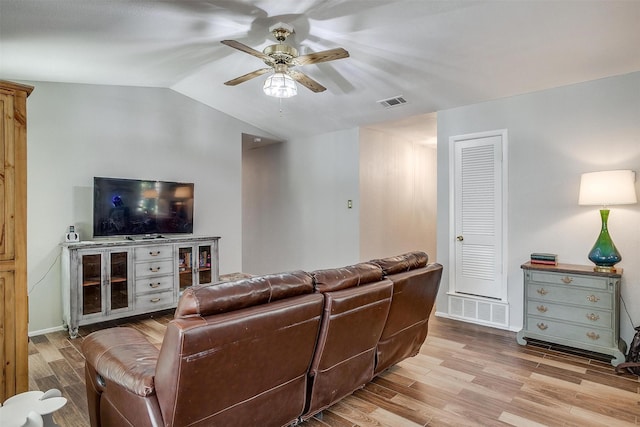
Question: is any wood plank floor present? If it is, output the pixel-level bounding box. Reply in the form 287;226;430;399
28;312;640;426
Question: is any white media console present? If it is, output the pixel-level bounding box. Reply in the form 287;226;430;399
61;236;220;338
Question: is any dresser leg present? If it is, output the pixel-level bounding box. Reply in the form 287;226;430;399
516;330;527;345
611;339;628;366
612;350;626;367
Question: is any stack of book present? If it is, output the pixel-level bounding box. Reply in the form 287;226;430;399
530;253;558;266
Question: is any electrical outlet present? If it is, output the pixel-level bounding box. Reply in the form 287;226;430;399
347;200;352;209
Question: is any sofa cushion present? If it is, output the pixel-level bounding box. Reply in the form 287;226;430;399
371;251;429;275
312;262;383;292
175;270;313;318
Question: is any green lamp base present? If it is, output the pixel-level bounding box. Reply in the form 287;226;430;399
587;209;621;272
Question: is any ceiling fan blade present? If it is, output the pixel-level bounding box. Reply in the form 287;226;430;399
221;40;273;64
224;68;272;86
292;47;350;66
288;70;326;93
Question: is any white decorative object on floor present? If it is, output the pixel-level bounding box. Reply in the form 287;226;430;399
0;389;67;427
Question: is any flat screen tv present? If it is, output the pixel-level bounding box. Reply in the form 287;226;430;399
93;177;194;238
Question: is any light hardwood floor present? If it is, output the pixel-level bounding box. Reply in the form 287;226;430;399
28;311;640;426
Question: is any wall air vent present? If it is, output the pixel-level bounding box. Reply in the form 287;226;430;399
377;95;407;109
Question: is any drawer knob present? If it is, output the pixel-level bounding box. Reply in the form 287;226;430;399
586;313;600;322
586;295;600;303
586;332;600;340
149;251;160;256
150;297;161;303
536;323;548;330
536;288;548;296
536;305;548;313
149;282;161;288
561;276;573;284
149;267;161;272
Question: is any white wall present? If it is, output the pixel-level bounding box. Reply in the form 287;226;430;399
242;129;360;274
26;82;270;333
436;71;640;344
242;126;438;275
359;128;437;261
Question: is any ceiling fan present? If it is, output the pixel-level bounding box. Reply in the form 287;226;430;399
221;23;349;97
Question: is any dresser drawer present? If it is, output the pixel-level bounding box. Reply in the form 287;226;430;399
526;283;612;309
135;245;172;262
135;275;174;295
529;270;609;290
527;301;612;328
135;290;175;310
526;316;614;347
135;259;174;278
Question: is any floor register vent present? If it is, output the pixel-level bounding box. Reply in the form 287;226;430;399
448;294;509;328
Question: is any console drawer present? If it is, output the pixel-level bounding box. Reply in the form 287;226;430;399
135;290;174;310
135;259;174;278
135;245;172;262
135;275;174;295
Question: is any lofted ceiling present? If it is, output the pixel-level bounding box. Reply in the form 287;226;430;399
1;0;639;142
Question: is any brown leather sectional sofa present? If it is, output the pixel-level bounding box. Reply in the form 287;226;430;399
81;251;443;427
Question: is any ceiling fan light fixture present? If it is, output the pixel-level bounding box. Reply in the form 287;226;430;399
263;72;297;98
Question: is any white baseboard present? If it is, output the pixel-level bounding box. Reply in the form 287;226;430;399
29;325;66;337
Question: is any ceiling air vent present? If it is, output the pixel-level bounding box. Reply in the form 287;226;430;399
377;95;407;109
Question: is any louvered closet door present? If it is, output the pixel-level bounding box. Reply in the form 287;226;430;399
453;132;504;300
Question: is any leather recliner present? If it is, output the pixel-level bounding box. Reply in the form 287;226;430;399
371;251;443;375
83;271;324;427
302;262;393;419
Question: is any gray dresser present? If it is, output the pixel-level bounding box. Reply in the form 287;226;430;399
517;262;626;366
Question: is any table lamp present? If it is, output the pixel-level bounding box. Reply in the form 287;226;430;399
578;170;637;272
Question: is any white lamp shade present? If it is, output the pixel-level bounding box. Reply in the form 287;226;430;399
263;72;297;98
578;170;637;206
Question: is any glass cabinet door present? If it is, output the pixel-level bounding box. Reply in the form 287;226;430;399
178;246;194;291
197;244;212;285
177;243;215;290
109;251;129;311
81;253;102;315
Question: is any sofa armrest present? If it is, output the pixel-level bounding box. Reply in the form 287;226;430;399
82;327;159;397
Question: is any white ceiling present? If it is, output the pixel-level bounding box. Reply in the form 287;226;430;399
1;0;639;142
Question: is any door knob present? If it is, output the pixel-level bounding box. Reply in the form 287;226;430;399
456;236;464;241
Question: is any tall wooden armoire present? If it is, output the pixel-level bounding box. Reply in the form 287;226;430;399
0;80;33;402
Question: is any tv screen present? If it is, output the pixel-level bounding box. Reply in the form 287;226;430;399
93;177;194;237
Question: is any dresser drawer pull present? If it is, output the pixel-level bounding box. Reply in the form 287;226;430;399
149;282;161;288
149;251;161;256
586;332;600;340
536;323;548;330
561;276;573;284
536;305;548;313
586;295;600;303
150;297;161;303
586;313;600;322
536;288;548;296
149;266;161;272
